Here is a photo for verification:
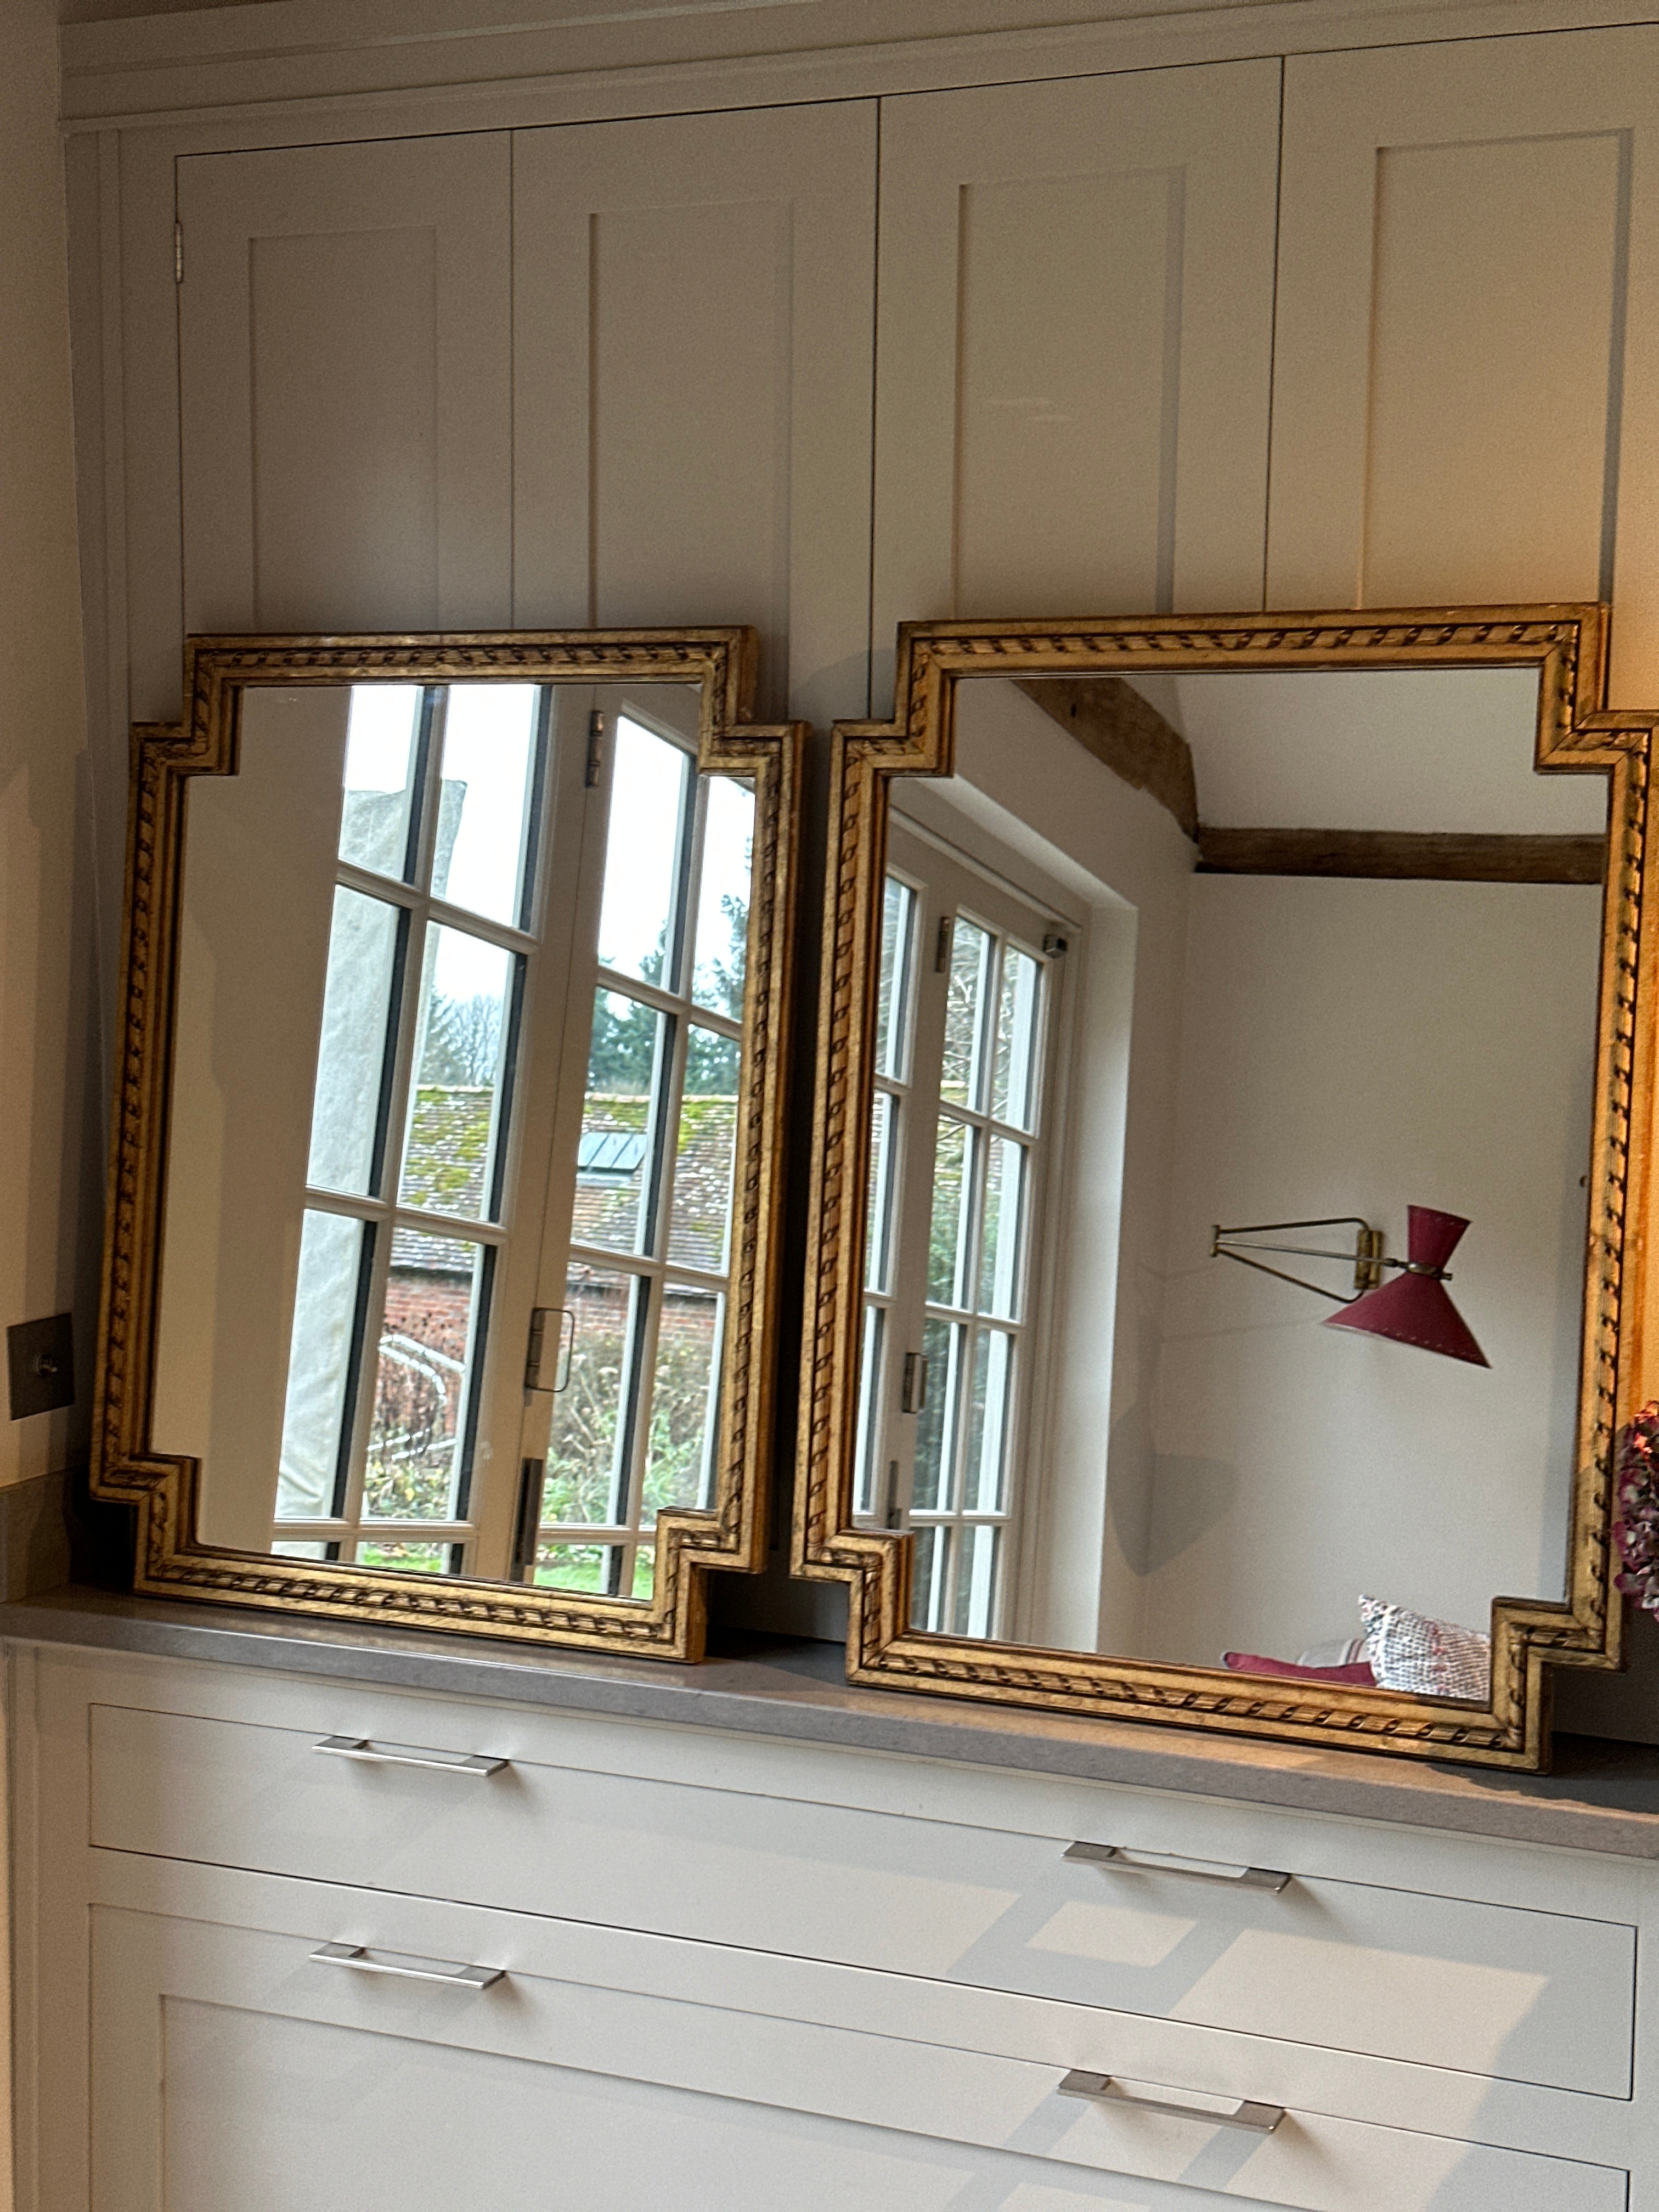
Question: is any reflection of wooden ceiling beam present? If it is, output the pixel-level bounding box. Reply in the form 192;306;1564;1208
1017;680;1604;882
1016;677;1198;838
1195;828;1606;884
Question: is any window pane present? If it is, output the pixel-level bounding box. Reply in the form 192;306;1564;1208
574;990;667;1256
400;926;515;1222
910;1524;945;1632
364;1231;489;1523
340;684;421;880
853;1304;884;1520
691;775;753;1016
964;1329;1013;1514
979;1136;1027;1320
865;1090;896;1293
643;1285;722;1519
355;1540;455;1576
534;1541;618;1593
431;684;542;928
992;944;1043;1131
630;1549;655;1600
911;1315;959;1513
940;917;991;1109
928;1117;974;1308
306;888;400;1198
599;716;690;987
668;1027;738;1271
544;1263;640;1527
951;1523;1001;1639
276;1210;369;1522
875;877;916;1081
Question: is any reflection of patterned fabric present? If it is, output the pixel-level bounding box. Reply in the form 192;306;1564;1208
1359;1594;1491;1701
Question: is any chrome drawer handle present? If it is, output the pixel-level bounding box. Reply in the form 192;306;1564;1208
1064;1841;1290;1892
313;1734;507;1777
1059;2069;1283;2135
311;1941;503;1990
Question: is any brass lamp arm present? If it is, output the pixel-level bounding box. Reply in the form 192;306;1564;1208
1211;1217;1386;1299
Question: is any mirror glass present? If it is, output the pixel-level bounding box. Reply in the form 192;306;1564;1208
153;677;754;1598
855;667;1607;1681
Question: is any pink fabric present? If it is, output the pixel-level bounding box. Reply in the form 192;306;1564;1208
1223;1652;1376;1684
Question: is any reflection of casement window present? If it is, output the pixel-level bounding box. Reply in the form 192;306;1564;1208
855;815;1070;1642
269;682;753;1594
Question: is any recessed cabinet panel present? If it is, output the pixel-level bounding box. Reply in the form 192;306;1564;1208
89;1892;1627;2212
871;63;1280;698
511;105;876;726
177;136;512;634
1269;27;1659;696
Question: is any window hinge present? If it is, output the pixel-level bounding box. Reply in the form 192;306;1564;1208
173;220;183;285
524;1306;573;1394
934;916;953;974
901;1352;929;1414
585;710;605;787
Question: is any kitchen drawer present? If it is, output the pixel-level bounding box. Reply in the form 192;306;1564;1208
89;1863;1628;2212
89;1700;1635;2097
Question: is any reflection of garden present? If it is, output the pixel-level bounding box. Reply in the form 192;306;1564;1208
365;1059;733;1539
543;1272;720;1526
365;1265;471;1522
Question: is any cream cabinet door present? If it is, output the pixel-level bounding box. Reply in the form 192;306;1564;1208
511;103;876;727
177;136;513;635
870;62;1282;704
86;1884;1627;2212
1269;25;1659;699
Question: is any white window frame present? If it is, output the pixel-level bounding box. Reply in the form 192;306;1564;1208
517;687;751;1603
856;809;1076;1642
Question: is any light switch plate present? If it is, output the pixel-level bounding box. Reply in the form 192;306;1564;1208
7;1314;74;1420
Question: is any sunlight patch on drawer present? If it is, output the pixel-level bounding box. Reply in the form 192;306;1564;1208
1027;1900;1197;1967
1177;1929;1549;2072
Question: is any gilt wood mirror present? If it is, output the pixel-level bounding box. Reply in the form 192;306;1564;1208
93;630;798;1658
797;607;1658;1767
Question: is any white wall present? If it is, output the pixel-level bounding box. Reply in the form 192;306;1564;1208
1144;873;1601;1665
1;0;95;1491
945;680;1199;1651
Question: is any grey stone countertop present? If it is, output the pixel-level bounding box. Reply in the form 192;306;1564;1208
5;1584;1659;1858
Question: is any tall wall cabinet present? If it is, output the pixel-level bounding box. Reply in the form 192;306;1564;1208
41;7;1659;2211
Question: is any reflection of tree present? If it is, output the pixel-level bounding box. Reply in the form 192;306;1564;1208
699;890;748;1020
422;994;502;1085
588;895;747;1093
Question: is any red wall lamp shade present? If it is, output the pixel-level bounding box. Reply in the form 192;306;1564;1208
1323;1207;1488;1367
1210;1206;1488;1367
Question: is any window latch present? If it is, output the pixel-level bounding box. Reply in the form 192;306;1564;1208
526;1307;574;1395
901;1352;929;1414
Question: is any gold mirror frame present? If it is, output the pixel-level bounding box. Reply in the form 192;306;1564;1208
92;629;799;1660
795;605;1658;1768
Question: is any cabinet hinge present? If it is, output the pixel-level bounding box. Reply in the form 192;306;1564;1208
173;220;183;285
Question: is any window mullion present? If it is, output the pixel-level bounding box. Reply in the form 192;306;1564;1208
331;687;448;1558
